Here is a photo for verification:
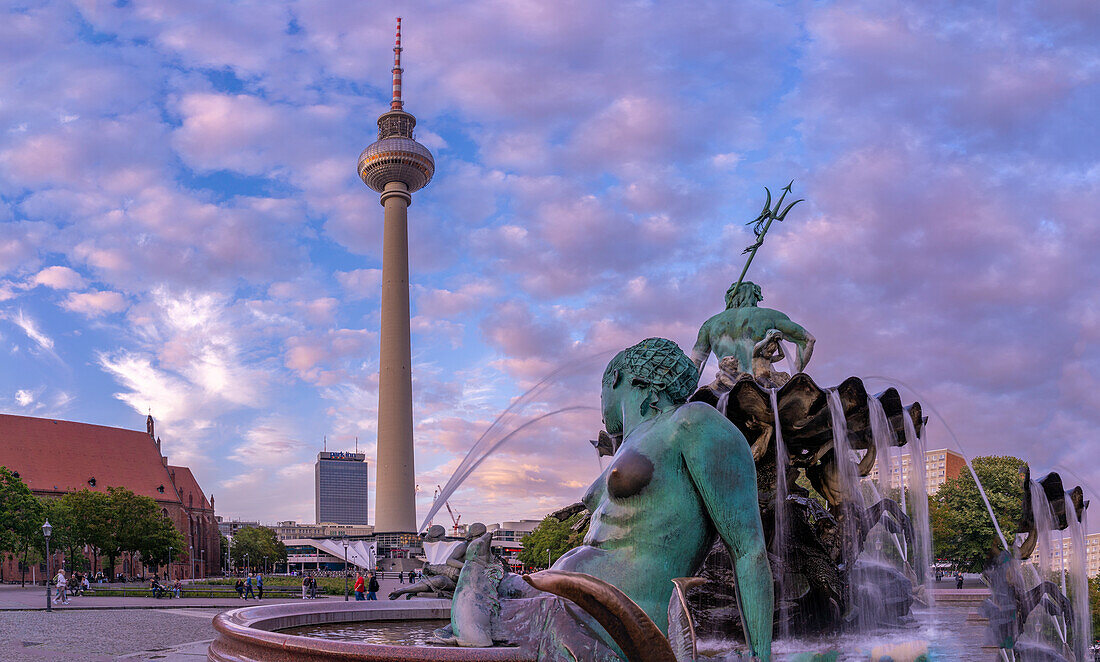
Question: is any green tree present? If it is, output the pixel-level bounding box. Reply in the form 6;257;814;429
0;466;46;586
229;526;286;573
931;455;1025;572
517;514;587;568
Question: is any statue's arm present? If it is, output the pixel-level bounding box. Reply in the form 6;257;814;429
690;323;712;374
772;317;815;373
680;407;773;661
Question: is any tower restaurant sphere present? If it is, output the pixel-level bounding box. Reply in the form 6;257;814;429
357;111;435;194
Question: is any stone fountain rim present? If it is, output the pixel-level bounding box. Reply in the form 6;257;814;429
208;599;534;661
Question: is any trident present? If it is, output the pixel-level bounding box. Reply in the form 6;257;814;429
731;180;803;296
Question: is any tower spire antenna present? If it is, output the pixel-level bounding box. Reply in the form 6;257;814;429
391;17;403;111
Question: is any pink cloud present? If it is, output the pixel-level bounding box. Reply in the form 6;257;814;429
62;290;128;317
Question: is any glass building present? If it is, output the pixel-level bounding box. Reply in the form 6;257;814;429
315;451;369;525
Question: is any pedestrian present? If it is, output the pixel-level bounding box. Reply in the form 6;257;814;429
309;575;317;599
244;573;255;599
257;573;264;600
302;574;309;600
54;569;69;605
235;577;244;598
366;572;379;600
955;571;964;590
173;579;182;598
407;570;414;584
398;570;403;584
354;572;366;601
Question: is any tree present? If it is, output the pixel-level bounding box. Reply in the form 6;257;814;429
517;514;587;569
0;467;45;586
931;455;1025;572
229;526;286;572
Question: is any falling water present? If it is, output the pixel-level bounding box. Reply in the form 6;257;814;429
864;375;1009;552
1065;506;1091;662
826;389;866;631
1028;481;1054;581
867;396;906;563
769;387;790;638
902;413;933;605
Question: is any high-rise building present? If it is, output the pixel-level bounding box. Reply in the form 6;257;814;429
315;451;369;525
357;17;434;534
868;448;967;493
1026;531;1100;578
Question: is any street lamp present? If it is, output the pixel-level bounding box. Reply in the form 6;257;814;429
189;545;193;580
244;552;249;575
42;520;52;613
547;547;551;569
263;555;268;576
342;536;349;601
167;546;173;581
200;550;206;579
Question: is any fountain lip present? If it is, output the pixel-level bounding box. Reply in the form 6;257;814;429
208;600;533;662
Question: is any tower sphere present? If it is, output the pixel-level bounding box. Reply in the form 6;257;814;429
357;133;435;194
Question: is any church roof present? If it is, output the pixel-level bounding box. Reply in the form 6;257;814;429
0;413;187;504
167;465;212;511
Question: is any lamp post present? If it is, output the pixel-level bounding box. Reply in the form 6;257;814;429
342;536;349;601
200;550;206;579
189;545;193;580
42;520;52;612
547;547;550;569
244;552;249;575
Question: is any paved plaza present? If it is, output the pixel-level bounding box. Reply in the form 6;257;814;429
0;576;414;661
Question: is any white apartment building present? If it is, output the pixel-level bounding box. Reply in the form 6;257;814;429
867;448;967;494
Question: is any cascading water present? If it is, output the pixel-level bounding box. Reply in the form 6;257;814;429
769;387;790;638
1065;506;1091;662
902;413;933;605
867;396;906;563
865;375;1009;553
826;390;863;560
1029;481;1055;581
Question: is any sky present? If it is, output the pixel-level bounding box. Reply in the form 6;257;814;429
1;0;1098;532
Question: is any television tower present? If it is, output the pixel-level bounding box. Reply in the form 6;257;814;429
357;17;434;534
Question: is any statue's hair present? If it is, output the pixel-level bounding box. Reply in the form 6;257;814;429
602;338;699;411
725;281;763;309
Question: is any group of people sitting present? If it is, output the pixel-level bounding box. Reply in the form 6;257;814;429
50;569;91;604
233;572;264;599
149;575;183;598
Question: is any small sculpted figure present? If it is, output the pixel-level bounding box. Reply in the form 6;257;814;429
445;338;773;661
390;523;488;600
692;281;815;386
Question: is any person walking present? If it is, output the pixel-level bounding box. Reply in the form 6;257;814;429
54;569;69;605
366;572;379;601
244;573;255;599
256;573;264;600
398;570;403;584
407;570;414;584
955;571;964;590
354;572;366;601
301;574;309;600
309;574;317;600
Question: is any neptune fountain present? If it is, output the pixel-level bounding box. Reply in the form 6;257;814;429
208;184;1092;662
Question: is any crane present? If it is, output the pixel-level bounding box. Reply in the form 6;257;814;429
437;485;462;536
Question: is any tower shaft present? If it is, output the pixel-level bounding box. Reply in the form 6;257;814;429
374;181;417;533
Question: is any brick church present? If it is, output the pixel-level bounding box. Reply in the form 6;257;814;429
0;413;219;581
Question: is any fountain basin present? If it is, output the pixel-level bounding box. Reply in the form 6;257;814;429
208;599;534;662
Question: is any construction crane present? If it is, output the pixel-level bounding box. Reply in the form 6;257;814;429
437;485;462;536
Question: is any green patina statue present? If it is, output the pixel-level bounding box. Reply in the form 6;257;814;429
691;281;815;387
443;338;773;661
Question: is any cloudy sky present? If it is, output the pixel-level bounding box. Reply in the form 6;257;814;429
1;0;1098;531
